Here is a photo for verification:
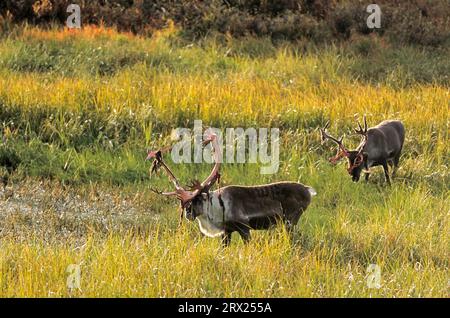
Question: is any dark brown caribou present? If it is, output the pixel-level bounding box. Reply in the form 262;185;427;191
147;134;316;246
320;116;405;185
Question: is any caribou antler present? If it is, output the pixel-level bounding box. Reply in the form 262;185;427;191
353;115;369;158
171;133;221;204
320;121;349;163
184;135;221;192
146;147;182;190
150;187;178;197
199;133;221;190
147;146;189;210
147;133;221;208
354;115;368;136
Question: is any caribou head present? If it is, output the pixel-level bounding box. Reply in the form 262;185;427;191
320;117;368;182
146;134;221;222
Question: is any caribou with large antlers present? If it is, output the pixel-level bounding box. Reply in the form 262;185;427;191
320;116;405;184
147;134;316;246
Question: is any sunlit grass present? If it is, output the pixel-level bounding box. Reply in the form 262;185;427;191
0;179;447;297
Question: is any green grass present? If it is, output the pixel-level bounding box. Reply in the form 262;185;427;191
0;25;448;297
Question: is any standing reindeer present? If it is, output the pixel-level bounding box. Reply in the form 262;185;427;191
320;116;405;185
147;134;316;246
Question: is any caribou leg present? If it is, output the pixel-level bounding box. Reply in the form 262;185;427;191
382;160;391;185
364;162;370;182
284;220;299;243
284;220;293;234
238;228;251;244
222;231;232;247
178;206;184;226
392;153;401;178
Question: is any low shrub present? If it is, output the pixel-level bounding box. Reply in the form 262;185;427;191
0;0;448;46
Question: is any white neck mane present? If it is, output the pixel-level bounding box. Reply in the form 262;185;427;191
195;192;225;237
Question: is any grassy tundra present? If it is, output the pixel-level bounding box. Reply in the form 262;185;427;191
0;25;448;297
